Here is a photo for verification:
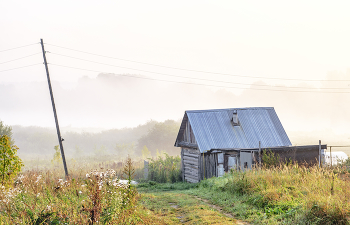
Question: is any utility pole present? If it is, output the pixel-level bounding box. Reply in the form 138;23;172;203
40;39;69;178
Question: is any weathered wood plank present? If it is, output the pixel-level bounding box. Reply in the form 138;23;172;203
185;173;198;181
185;177;198;183
183;157;199;164
184;164;198;171
184;166;198;173
184;161;198;167
185;169;198;176
183;148;200;155
183;156;199;162
185;173;198;179
184;161;198;168
181;148;185;181
183;155;199;160
183;152;199;158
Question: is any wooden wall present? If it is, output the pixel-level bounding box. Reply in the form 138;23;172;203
182;121;197;144
270;147;320;165
181;145;322;183
198;152;217;181
181;148;200;183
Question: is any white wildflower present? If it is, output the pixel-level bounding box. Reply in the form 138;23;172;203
35;175;42;183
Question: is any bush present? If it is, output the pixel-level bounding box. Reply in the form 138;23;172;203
147;153;182;183
262;149;280;168
0;135;23;187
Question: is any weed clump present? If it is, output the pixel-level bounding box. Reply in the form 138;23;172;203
228;164;350;224
0;156;149;224
148;153;182;183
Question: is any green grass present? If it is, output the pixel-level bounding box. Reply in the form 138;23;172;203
3;161;350;224
0;168;160;224
139;164;350;224
139;189;237;224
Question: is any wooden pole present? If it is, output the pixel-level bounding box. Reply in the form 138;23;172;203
330;146;332;168
40;39;69;178
203;152;205;179
318;140;321;167
259;141;261;168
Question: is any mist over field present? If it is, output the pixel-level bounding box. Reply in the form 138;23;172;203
2;69;349;161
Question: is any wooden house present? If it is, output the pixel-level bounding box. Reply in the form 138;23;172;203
174;107;326;183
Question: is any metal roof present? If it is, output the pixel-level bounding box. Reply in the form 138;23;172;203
175;107;292;153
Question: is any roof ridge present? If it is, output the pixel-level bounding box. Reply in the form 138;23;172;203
186;107;274;113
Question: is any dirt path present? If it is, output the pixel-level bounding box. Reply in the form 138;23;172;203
193;196;249;225
140;191;249;224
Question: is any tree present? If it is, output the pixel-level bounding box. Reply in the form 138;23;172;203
137;120;180;156
115;143;135;158
141;145;151;159
0;135;23;187
0;120;13;144
51;145;62;165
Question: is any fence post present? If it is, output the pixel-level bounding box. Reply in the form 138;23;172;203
259;141;261;168
144;160;149;180
319;140;321;167
330;146;332;168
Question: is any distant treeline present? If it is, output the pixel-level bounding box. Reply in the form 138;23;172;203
12;120;181;160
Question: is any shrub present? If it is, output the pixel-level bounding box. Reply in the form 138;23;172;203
0;135;23;187
262;149;280;168
147;153;182;183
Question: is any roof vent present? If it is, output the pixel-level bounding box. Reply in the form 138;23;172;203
231;111;239;126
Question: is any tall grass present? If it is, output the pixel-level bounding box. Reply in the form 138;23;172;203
148;153;182;183
220;164;350;224
0;159;150;224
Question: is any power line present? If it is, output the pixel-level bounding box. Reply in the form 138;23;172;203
50;63;350;94
0;63;42;73
0;53;41;65
49;52;350;90
46;43;350;82
0;43;38;53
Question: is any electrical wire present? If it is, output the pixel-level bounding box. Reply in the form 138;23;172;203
0;53;41;65
50;63;350;94
0;63;42;73
49;52;350;90
46;43;350;82
0;43;38;53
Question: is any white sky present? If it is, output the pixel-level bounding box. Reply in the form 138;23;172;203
1;1;350;144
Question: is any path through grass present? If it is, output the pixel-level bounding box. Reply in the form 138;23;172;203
138;182;249;224
140;191;240;224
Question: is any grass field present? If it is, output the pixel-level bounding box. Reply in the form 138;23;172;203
2;158;350;224
138;163;350;225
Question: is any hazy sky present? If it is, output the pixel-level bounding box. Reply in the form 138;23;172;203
1;1;350;144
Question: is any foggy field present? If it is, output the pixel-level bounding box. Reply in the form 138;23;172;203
11;119;181;169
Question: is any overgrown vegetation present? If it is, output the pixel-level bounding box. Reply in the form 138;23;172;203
148;153;182;183
188;164;350;224
0;155;161;224
262;149;281;168
0;135;23;187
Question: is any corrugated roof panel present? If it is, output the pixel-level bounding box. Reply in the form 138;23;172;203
177;107;291;153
